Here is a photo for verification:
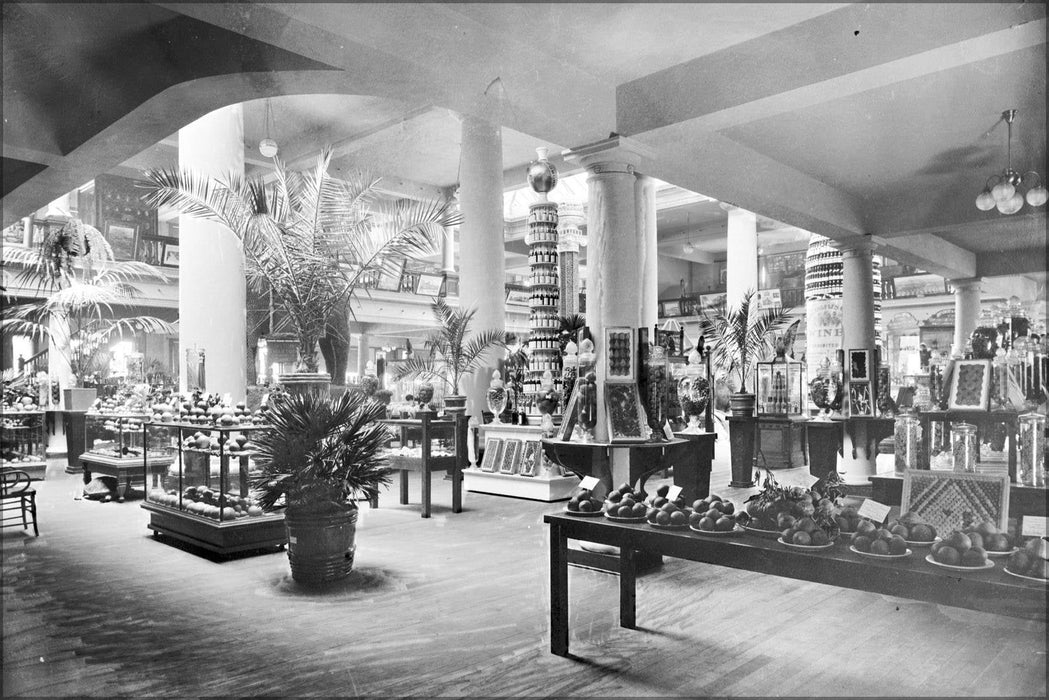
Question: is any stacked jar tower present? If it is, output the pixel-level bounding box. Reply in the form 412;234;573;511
526;200;562;402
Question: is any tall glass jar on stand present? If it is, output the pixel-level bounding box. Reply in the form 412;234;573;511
894;413;921;474
642;344;668;440
1018;412;1046;487
486;370;507;425
950;423;978;473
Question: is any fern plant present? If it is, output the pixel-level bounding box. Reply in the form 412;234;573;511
251;391;393;515
696;289;794;394
393;298;505;395
142;147;461;373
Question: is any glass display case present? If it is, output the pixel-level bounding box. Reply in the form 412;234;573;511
141;422;287;555
84;412;150;460
0;410;46;480
755;357;805;416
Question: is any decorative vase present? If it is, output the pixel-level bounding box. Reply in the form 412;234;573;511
526;147;558;195
284;505;358;585
486;370;507;424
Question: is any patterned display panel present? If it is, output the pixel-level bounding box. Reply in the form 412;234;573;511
948;360;991;410
604;383;648;443
901;471;1010;533
480;438;503;473
499;439;522;474
519;441;541;477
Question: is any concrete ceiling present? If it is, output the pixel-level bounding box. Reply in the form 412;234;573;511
2;1;1046;286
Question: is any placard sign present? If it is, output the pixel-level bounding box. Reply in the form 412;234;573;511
779;471;820;490
856;498;891;524
1021;517;1048;538
579;476;600;491
665;485;683;502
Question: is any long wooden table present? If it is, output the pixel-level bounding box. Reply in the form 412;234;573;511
545;512;1046;657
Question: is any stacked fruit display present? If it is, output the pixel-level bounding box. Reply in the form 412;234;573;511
3;395;40;413
849;520;909;556
834;505;863;536
604;483;648;520
149;486;265;519
565;486;603;514
738;470;846;540
884;511;938;544
1005;537;1049;581
642;484;691;528
960;520;1015;555
779;514;836;548
178;398;265;426
928;528;993;569
688;495;740;533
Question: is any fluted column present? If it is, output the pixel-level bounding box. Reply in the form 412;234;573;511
724;205;758;311
951;278;983;357
838;235;877;485
178;104;247;397
458;116;505;416
635;175;659;328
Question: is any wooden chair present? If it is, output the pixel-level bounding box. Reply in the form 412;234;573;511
1;468;39;536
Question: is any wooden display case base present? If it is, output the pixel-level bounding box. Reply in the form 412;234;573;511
142;503;288;556
463;468;579;502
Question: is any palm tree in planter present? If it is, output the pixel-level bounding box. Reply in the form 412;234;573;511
252;390;393;585
696;290;794;487
143;148;460;394
1;218;175;409
393;298;505;414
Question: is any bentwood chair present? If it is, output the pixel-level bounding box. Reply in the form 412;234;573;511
1;468;39;536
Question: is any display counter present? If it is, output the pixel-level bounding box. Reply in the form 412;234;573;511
380;413;467;518
465;423;579;502
0;409;46;480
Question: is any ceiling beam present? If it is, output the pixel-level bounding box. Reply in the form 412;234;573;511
870;234;976;280
981;275;1040;302
976;247;1049;278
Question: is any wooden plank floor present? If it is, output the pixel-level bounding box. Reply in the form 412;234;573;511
2;451;1045;698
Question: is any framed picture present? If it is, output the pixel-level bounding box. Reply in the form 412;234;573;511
660;300;681;317
557;388;578;442
655;328;685;358
604;326;636;382
519;441;541;477
499;439;522;474
948;359;992;410
901;471;1010;534
415;273;444;297
160;242;180;268
480;438;503;473
105;222;138;261
699;293;727;313
719;265;728;286
506;288;530;305
604;383;648;443
376;258;405;292
848;382;873;417
892;273;948;299
848;349;871;382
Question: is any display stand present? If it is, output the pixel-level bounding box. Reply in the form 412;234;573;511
0;410;47;480
62;410;87;474
755;416;806;470
381;413;467;518
803;418;843;478
464;424;579;502
141;422;287;556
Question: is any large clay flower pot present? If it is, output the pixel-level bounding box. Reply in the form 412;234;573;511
443;394;468;415
729;392;756;417
284;506;359;585
728;393;757;487
279;372;332;397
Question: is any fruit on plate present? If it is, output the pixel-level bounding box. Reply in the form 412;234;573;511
931;529;988;567
645;493;693;526
604;484;647;518
851;526;908;555
783;517;834;547
883;511;938;543
689;497;739;531
744;470;846;540
566;487;602;513
1007;536;1049;579
834;505;863;534
961;520;1012;553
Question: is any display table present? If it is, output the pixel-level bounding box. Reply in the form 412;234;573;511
80;452;173;501
868;474;1047;518
382;413;467;518
545;512;1046;657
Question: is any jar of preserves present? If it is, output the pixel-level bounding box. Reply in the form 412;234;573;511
894;414;922;473
1018;412;1046;487
950;423;978;473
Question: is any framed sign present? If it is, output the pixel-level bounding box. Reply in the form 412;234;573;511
480;438;503;473
848;382;874;417
519;440;542;477
660;300;681;318
604;383;648;443
901;471;1010;534
499;439;522;474
105;222;138;261
415;273;444;297
699;293;727;313
135;235;164;265
948;359;992;410
376;258;405;292
160;242;180;268
506;288;530;305
848;349;871;382
604;326;636;382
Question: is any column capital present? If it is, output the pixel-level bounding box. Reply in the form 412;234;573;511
829;234;874;256
949;277;982;291
718;201;755;217
562;135;652;174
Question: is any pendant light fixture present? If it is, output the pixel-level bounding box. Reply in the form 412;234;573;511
975;109;1047;215
258;99;279;158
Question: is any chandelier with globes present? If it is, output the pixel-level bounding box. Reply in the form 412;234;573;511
975;109;1047;215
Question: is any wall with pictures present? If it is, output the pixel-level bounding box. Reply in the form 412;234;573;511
93;173;176;264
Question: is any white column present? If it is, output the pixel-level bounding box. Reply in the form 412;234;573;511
724;205;758;311
951;278;982;357
442;188;458;274
635;175;659;329
458;116;505;416
178;105;247;397
565;137;649;442
839;236;877;485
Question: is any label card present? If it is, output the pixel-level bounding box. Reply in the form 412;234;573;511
1021;517;1048;538
856;498;891;524
663;420;676;441
665;485;683;502
780;471;821;489
579;476;600;491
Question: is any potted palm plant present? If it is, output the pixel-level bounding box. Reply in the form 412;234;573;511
697;290;794;487
393;298;505;414
251;390;393;586
1;218;175;410
143;148;460;395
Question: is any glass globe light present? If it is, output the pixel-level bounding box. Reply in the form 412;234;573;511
1026;184;1048;207
258;138;279;158
997;193;1024;215
991;180;1015;202
975;189;996;211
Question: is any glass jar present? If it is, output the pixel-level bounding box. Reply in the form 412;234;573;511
894;414;921;473
950;423;978;473
485;370;507;424
1018;412;1046;487
642;345;668;437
